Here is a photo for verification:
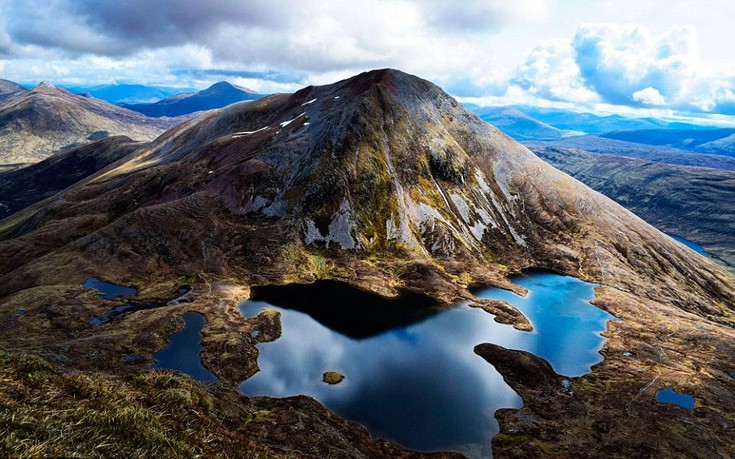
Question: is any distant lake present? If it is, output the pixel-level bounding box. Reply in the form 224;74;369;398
237;272;615;458
666;233;709;256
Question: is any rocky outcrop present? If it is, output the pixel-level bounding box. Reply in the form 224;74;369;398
474;343;560;393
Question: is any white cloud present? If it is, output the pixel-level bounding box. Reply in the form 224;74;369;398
231;77;301;94
571;23;735;113
510;39;598;103
632;87;666;105
2;1;735;120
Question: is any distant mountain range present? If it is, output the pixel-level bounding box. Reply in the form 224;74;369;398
66;84;197;104
508;105;713;133
600;128;735;158
470;106;570;140
467;104;715;140
0;81;181;169
466;104;735;164
120;81;263;117
524;136;735;170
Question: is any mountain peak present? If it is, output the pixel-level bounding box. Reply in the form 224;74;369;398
338;68;429;96
31;81;71;95
202;81;257;95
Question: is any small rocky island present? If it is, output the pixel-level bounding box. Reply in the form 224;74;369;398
322;371;345;385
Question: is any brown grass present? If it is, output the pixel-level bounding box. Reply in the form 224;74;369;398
0;347;290;459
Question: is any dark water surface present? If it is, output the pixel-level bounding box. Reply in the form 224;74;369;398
152;312;218;383
656;387;695;409
237;273;615;458
83;277;138;299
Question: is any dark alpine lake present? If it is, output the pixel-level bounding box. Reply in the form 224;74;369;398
83;277;138;299
236;271;616;458
152;312;219;383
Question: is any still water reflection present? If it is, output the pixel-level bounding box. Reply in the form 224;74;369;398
152;312;218;383
238;272;615;458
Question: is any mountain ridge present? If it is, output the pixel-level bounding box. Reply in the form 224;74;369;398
0;81;183;168
120;81;262;117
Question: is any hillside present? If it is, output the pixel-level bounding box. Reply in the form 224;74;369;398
0;83;181;169
0;69;733;458
121;81;263;117
525;135;735;170
601;128;735;157
0;79;25;98
0;136;142;219
532;146;735;271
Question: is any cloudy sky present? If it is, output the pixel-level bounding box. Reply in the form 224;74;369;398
3;0;735;121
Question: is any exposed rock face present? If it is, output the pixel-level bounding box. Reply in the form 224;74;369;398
474;343;560;393
0;82;182;168
1;69;732;324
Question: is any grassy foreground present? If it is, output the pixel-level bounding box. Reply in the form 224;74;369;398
0;347;287;459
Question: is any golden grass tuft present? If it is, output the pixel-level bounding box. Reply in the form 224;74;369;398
0;348;289;458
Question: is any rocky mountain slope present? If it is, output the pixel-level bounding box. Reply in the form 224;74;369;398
0;69;733;458
0;82;181;169
2;69;731;317
121;81;262;117
0;79;25;98
532;146;735;271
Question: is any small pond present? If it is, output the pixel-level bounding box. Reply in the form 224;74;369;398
152;312;218;383
656;387;695;409
83;277;138;299
666;233;709;256
236;272;616;458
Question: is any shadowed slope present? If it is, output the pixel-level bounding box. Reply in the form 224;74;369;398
0;136;142;219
